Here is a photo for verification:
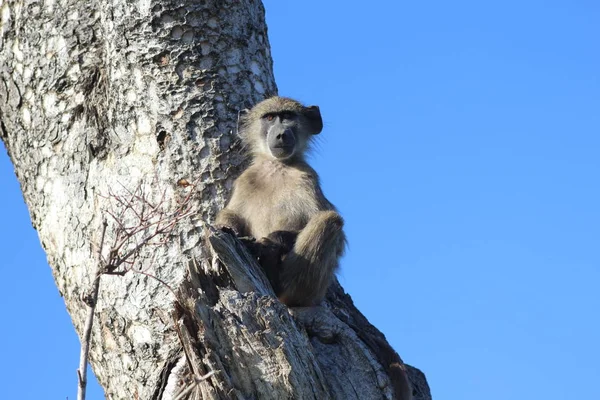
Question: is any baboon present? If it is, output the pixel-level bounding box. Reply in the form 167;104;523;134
217;96;413;400
216;96;346;307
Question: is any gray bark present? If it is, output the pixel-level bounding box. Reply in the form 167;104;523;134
0;0;430;399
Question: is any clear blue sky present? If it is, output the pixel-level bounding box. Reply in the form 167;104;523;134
1;1;599;399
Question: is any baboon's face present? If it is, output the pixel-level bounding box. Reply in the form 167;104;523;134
242;97;323;160
261;111;303;160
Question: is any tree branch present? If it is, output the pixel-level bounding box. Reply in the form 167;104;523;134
78;220;108;400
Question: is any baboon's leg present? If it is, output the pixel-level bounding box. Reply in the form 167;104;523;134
215;209;249;237
278;211;345;306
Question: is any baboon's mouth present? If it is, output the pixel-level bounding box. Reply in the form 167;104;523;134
270;146;295;159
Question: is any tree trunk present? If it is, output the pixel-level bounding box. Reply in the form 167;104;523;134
0;0;431;399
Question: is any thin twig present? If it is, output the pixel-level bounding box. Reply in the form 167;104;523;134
75;180;201;399
77;220;108;400
131;269;177;299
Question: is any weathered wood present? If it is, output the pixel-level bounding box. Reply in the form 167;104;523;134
0;0;430;398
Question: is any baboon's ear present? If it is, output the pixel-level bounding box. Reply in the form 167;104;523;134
237;108;250;121
304;106;323;135
236;108;250;137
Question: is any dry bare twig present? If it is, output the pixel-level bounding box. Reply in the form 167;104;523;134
77;219;107;400
77;180;199;400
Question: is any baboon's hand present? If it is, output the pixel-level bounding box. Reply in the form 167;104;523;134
257;236;288;259
237;236;260;256
218;225;240;237
265;230;298;253
254;237;285;293
219;227;259;254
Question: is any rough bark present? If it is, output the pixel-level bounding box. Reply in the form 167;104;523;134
0;0;431;399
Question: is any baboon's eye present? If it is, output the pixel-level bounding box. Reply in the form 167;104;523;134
265;114;275;121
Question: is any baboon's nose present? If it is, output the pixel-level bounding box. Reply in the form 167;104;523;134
278;129;294;146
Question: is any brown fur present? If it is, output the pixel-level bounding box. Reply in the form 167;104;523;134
216;96;346;306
